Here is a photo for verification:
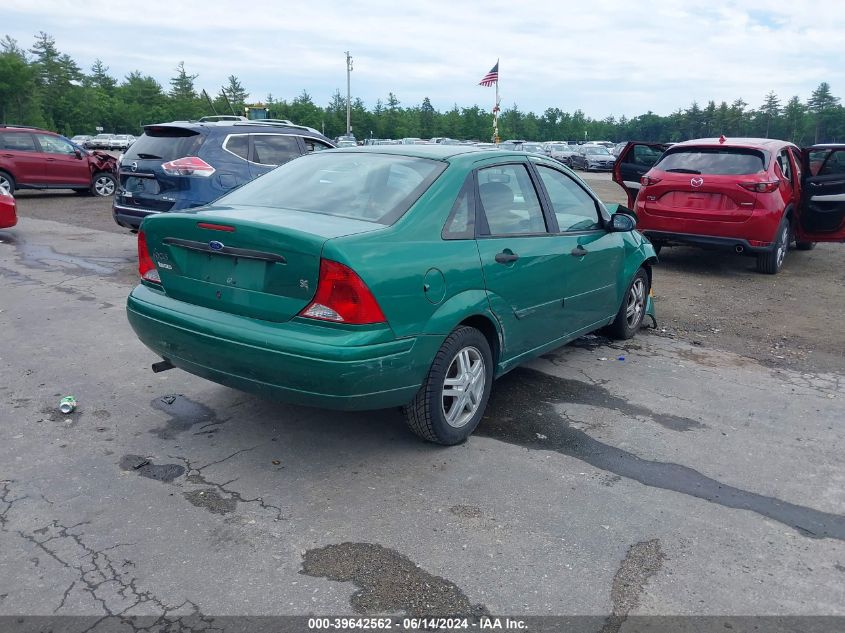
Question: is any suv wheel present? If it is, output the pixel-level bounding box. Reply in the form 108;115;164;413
91;172;116;197
403;326;494;445
0;171;14;194
756;219;789;274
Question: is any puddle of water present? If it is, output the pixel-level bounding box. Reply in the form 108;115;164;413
119;454;185;483
10;237;132;276
150;394;221;439
301;542;488;617
478;368;845;541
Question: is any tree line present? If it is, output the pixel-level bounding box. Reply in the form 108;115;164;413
1;32;843;145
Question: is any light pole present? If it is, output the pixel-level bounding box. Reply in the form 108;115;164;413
345;51;353;137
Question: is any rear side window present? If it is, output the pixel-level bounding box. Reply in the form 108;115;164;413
442;178;475;239
123;128;203;161
656;147;766;175
1;132;36;152
251;134;300;166
217;152;445;225
816;149;845;176
223;134;249;160
477;164;547;235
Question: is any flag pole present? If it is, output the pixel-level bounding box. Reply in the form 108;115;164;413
494;76;499;144
493;59;500;143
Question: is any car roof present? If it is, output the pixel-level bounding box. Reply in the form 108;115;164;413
331;144;526;163
673;137;796;150
0;124;56;134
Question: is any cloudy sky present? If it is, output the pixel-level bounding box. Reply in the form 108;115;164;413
5;0;845;118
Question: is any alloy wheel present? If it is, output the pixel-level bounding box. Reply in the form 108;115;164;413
776;225;789;269
0;175;11;193
625;277;646;327
94;175;115;196
441;346;486;428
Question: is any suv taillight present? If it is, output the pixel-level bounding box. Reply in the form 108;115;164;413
641;175;662;186
299;259;386;325
137;231;161;284
161;156;215;177
739;181;780;193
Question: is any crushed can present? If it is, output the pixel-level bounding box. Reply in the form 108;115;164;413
59;396;77;414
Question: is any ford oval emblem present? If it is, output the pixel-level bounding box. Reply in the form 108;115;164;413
209;240;224;251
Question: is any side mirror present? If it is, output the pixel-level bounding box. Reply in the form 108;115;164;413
74;149;83;159
610;212;636;232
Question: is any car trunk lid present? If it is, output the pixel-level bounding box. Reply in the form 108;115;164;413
639;146;767;222
140;205;385;323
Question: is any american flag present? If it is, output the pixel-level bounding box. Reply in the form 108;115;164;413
478;62;499;87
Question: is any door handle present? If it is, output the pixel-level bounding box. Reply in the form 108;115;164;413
494;251;519;264
1;153;14;158
571;245;589;257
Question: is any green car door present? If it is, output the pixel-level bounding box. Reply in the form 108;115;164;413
533;163;624;334
473;162;571;360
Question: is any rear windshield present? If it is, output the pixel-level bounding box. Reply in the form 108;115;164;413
656;147;767;175
123;128;203;161
217;152;446;224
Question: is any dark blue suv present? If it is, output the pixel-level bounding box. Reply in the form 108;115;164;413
112;118;335;230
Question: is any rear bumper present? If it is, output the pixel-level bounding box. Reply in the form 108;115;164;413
113;204;160;230
642;230;773;253
126;284;439;410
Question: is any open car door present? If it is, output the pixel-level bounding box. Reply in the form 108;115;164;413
612;142;670;208
796;144;845;242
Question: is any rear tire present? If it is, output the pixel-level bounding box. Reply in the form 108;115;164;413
795;241;816;251
606;268;649;340
756;218;789;274
403;326;493;445
0;170;15;194
91;172;116;197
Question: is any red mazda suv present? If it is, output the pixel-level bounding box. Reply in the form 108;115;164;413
0;125;118;197
613;138;845;273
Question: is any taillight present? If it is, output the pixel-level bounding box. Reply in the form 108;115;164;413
739;181;780;193
160;156;215;177
299;259;386;325
641;175;662;186
137;231;161;284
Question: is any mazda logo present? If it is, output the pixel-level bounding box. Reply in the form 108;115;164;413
690;177;704;188
208;241;224;251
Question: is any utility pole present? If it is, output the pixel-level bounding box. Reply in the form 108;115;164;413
345;51;353;136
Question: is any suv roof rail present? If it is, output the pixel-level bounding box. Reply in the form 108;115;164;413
0;123;52;133
198;115;249;122
231;120;323;136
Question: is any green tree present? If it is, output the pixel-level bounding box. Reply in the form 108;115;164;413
807;82;840;143
0;37;40;124
217;74;249;115
760;91;780;138
419;97;435;139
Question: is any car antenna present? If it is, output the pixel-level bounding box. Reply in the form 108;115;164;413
201;90;218;116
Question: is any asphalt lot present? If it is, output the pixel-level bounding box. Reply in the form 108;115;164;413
1;182;844;627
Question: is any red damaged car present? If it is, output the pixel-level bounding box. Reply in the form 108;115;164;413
613;138;845;273
0;188;16;228
0;125;117;197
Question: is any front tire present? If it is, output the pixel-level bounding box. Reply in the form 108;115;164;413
756;218;789;274
606;268;649;339
403;326;493;445
91;172;116;197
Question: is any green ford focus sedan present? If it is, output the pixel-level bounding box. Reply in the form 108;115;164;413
127;145;657;444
